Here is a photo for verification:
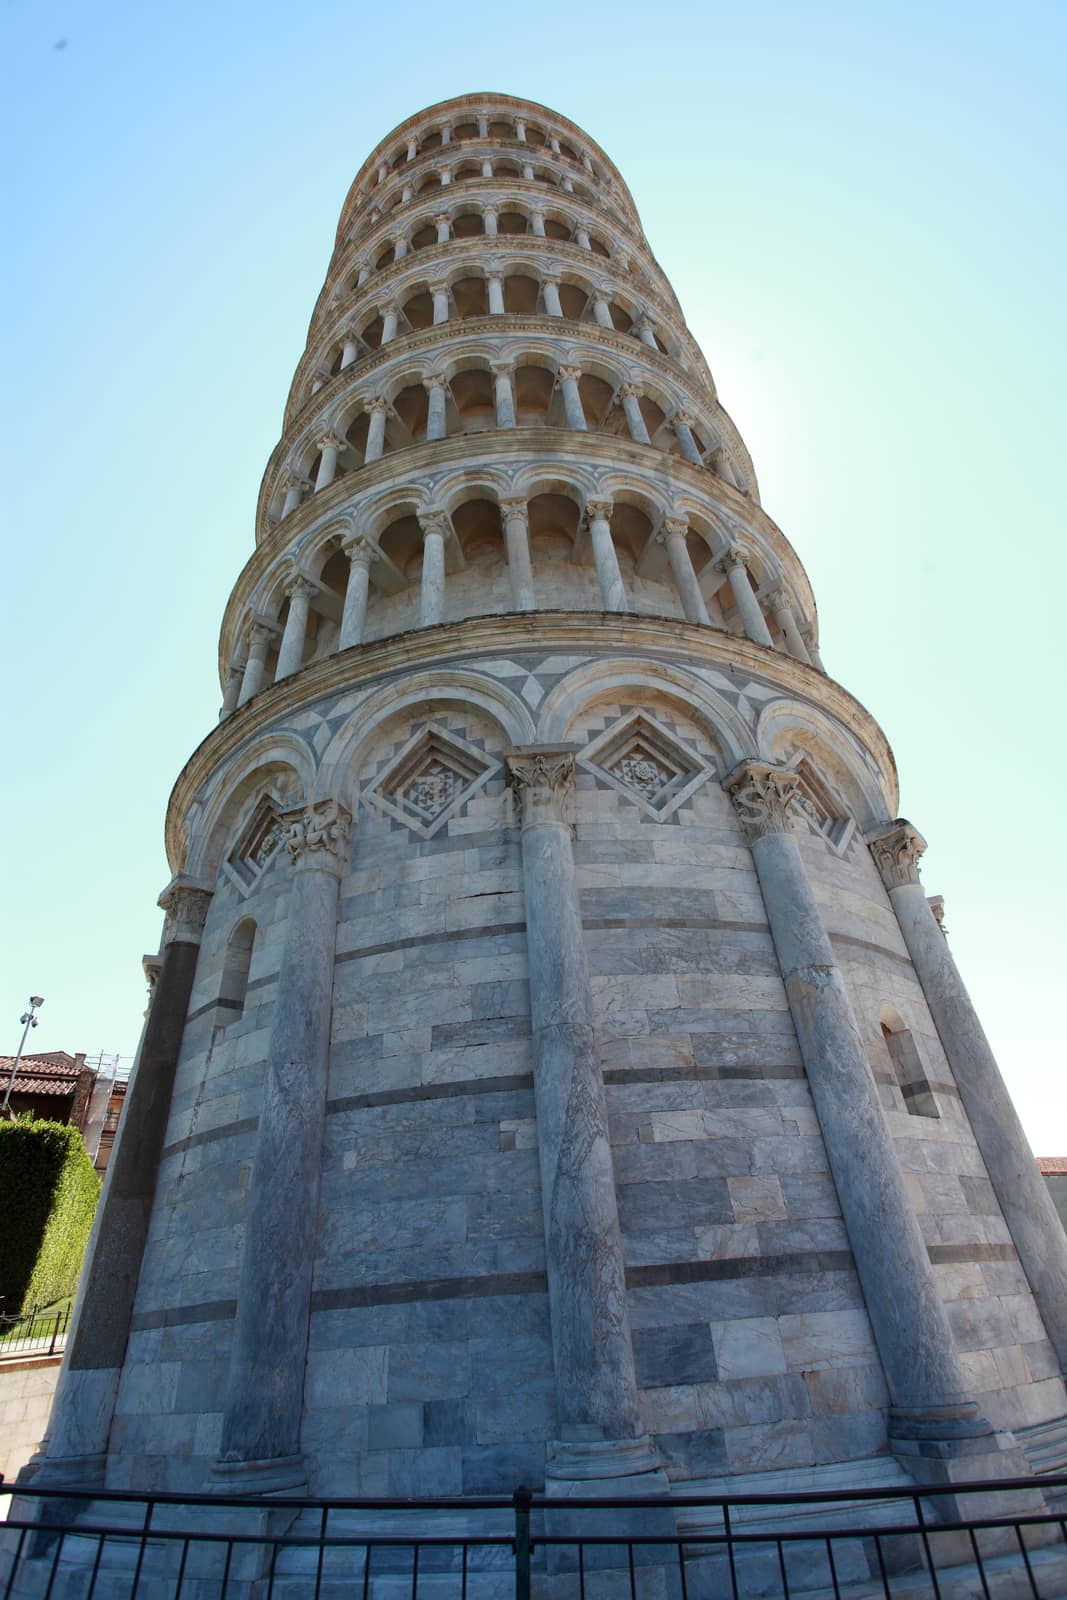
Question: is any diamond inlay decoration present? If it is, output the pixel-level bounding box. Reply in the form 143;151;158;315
792;757;855;854
579;711;714;819
225;796;288;895
364;724;500;838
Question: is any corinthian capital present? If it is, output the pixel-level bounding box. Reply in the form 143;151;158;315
723;761;801;841
285;799;352;875
506;747;576;829
868;821;928;889
158;878;214;946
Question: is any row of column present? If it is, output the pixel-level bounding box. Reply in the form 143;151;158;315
375;116;597;171
223;509;815;718
39;761;1067;1490
364;205;599;258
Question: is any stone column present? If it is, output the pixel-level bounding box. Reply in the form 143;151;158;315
477;112;489;137
592;291;614;329
430;280;450;324
662;517;710;625
31;881;212;1487
619;382;650;444
310;368;331;395
219;655;245;721
281;472;310;517
586;498;628;613
357;260;372;287
768;588;812;663
274;577;314;682
724;548;774;645
424;374;448;440
561;175;575;193
542;276;564;317
418;510;448;626
869;822;1067;1377
440;122;453;146
439;165;452;187
549;135;561;154
380;303;400;344
636;315;658;349
559;365;586;431
515;116;527;142
339;328;361;369
575;224;592;251
501;498;536;611
401;182;413;203
339;536;374;648
391;234;408;262
492;361;517;428
482;205;499;236
801;624;825;672
724;764;989;1450
481;158;494;178
406;136;417;161
314;432;345;491
363;396;389;462
487;272;505;314
237;622;273;706
522;161;535;181
434;213;451;243
376;162;388;185
672;410;704;466
531;207;547;236
505;750;656;1480
215;802;351;1491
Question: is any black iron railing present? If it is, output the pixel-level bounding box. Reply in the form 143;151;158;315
0;1303;70;1359
2;1474;1067;1597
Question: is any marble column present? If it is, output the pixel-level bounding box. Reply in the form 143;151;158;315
561;175;575;193
274;577;314;682
357;260;372;287
724;548;774;646
869;821;1067;1377
768;588;812;663
515;117;527;142
215;802;351;1491
592;292;614;329
339;328;360;370
219;654;245;721
406;136;417;161
310;368;331;395
501;498;535;611
424;374;448;440
531;207;547;237
31;880;212;1487
586;498;628;613
542;276;564;317
662;516;710;625
340;536;374;648
376;162;388;184
440;122;452;146
281;472;310;517
477;113;489;137
380;303;400;344
636;316;658;349
392;234;408;261
314;432;345;491
439;165;452;187
619;382;650;444
559;365;586;431
481;158;494;178
801;625;825;672
237;622;273;706
482;205;499;236
401;182;413;203
549;135;561;154
487;272;505;314
418;510;448;626
522;161;535;181
672;410;704;466
575;224;592;251
363;396;389;462
505;750;656;1480
724;763;990;1450
435;213;451;244
430;280;450;325
492;361;517;428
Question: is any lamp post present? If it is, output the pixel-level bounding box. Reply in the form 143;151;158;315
2;995;45;1114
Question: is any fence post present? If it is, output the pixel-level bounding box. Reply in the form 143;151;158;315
49;1311;60;1355
514;1484;532;1600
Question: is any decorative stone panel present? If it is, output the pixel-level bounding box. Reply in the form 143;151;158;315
577;709;714;820
362;722;501;838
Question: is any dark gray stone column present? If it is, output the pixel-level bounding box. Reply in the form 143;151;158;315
28;878;213;1488
870;820;1067;1377
506;749;659;1483
724;763;991;1456
214;799;351;1494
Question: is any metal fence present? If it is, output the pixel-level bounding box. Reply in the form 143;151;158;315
2;1474;1067;1598
0;1303;70;1359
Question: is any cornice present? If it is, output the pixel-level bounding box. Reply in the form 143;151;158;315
173;610;895;872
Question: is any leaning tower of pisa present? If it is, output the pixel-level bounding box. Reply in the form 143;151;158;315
35;93;1067;1508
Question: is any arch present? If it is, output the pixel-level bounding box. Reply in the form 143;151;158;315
537;658;752;767
186;732;315;880
315;670;537;805
217;917;257;1028
755;698;892;829
878;1004;939;1119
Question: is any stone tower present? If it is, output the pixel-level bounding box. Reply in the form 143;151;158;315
37;92;1067;1505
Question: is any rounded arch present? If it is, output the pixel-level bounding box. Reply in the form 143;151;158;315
315;670;537;806
186;733;316;880
537;659;753;768
755;698;893;828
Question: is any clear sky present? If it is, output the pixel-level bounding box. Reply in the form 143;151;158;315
3;2;1064;1142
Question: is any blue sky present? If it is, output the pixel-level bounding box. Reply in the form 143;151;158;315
3;1;1064;1142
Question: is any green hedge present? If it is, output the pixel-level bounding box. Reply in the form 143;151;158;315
0;1118;100;1315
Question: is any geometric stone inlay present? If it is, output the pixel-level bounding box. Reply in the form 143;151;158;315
363;724;500;839
792;757;855;854
224;795;288;895
578;710;714;820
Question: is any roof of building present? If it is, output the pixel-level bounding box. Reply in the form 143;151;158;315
0;1053;86;1098
1038;1157;1067;1174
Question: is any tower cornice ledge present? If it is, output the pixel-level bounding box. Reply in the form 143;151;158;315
178;610;896;875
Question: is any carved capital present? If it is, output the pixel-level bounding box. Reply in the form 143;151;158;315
586;497;613;523
248;620;275;650
506;747;576;829
723;544;749;572
620;381;643;400
158;878;213;946
767;586;791;615
422;373;447;392
673;409;695;429
928;895;948;935
541;273;561;289
558;364;582;383
418;508;450;539
432;212;451;227
868;821;928;889
500;496;528;524
342;533;375;567
663;515;689;541
490;360;514;379
723;761;801;842
481;204;499;218
282;469;312;492
364;394;388;414
284;575;315;602
284;799;352;875
316;431;346;454
428;279;449;296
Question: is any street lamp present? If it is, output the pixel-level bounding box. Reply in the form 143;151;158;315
2;995;45;1115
